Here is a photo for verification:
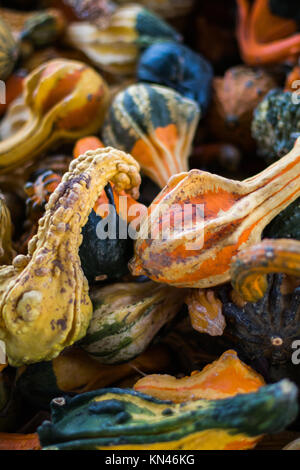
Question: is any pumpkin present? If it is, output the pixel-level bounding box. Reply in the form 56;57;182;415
102;83;200;188
185;288;226;336
37;379;298;450
130;136;300;288
137;43;213;113
0;147;141;366
16;344;172;409
81;280;185;363
264;197;300;240
230;238;300;303
0;432;40;450
65;4;181;75
0;59;110;174
134;349;265;402
206;65;277;151
0;18;19;80
236;0;300;65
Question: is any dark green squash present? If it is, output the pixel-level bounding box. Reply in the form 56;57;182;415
79;183;133;282
219;274;300;384
37;380;298;450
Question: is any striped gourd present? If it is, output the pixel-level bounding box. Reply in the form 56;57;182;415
38;380;298;450
102;83;200;188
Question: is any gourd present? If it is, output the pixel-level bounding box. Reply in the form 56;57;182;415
264;198;300;240
134;349;264;402
0;7;65;48
0;147;141;366
252;89;300;162
81;280;184;363
137;43;213;113
129;137;300;288
219;239;300;382
0;18;19;80
0;193;13;266
16;344;172;409
206;65;277;151
236;0;300;65
102;83;200;188
65;4;181;75
37;379;298;450
0;59;110;174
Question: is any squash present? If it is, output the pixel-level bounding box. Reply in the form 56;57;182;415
16;344;172;409
0;147;141;366
102;83;200;188
79;184;134;282
0;18;19;80
206;65;277;151
264;197;300;240
220;240;300;383
65;4;181;75
137;43;213;113
236;0;300;65
134;349;265;402
0;59;110;174
37;379;298;450
81;280;184;363
0;7;65;48
129;136;300;288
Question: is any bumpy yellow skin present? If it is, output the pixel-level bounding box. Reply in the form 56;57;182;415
0;147;140;366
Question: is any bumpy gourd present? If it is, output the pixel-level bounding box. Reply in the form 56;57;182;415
230;238;300;302
252;89;300;162
65;4;181;75
0;59;110;174
0;147;141;366
0;18;19;80
130;137;300;288
137;43;213;113
81;280;184;363
134;349;264;402
37;380;298;450
102;83;200;188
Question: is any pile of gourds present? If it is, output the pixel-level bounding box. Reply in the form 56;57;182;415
0;0;300;451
